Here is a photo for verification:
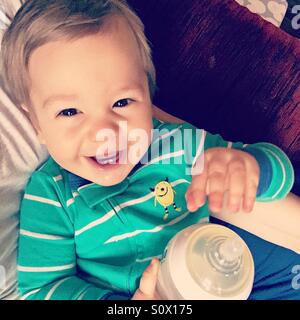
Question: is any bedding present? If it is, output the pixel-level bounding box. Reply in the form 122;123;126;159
0;85;48;299
235;0;288;27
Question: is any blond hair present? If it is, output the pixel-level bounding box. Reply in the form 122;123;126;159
1;0;156;107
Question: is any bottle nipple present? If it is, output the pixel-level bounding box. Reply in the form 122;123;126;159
219;237;244;262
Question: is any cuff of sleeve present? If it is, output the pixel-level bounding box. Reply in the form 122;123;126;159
243;147;273;197
244;143;295;201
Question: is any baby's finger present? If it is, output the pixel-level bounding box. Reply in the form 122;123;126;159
243;156;260;213
186;173;208;212
227;161;246;213
186;156;208;212
243;176;259;213
138;258;160;298
207;159;227;213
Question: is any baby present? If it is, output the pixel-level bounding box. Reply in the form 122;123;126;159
1;0;295;300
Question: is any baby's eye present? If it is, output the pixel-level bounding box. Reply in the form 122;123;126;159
113;98;133;108
57;108;80;117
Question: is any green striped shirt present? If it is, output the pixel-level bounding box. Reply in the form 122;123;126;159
18;118;294;300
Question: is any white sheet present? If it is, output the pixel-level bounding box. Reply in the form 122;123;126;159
0;84;48;299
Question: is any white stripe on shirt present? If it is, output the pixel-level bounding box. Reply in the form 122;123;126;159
171;179;191;187
135;150;185;176
136;254;163;263
152;125;183;144
191;130;206;175
119;179;189;210
104;211;190;244
66;192;80;207
263;148;286;199
146;150;185;166
77;290;88;300
18;263;75;272
20;288;41;300
53;175;63;182
20;229;67;240
78;183;95;192
24;194;62;207
75;179;190;236
66;198;75;207
45;277;72;300
75;209;117;236
118;193;154;210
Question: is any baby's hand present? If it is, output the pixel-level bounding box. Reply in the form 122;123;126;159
132;258;161;300
185;147;260;214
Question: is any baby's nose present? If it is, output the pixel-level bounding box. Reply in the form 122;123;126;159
87;119;120;143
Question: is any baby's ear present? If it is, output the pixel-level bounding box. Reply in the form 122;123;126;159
21;104;46;144
36;130;46;145
21;104;29;113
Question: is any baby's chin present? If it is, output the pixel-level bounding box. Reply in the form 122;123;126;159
92;175;127;187
88;166;132;187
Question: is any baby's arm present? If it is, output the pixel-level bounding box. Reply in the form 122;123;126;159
186;131;294;212
212;192;300;254
18;171;128;300
152;111;299;253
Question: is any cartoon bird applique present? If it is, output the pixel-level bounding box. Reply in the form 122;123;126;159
150;177;182;220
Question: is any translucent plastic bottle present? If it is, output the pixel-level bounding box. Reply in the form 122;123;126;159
156;223;254;300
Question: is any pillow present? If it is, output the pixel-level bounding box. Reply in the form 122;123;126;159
0;1;21;42
0;85;48;299
0;0;48;299
235;0;288;27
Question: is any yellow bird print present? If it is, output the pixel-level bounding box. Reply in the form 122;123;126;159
150;177;182;220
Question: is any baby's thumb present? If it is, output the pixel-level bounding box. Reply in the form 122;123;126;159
138;258;160;297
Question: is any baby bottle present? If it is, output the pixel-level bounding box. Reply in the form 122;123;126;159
156;223;254;300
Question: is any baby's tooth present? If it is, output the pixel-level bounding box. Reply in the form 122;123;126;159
96;153;118;164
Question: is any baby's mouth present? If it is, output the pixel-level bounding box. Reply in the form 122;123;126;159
87;150;125;168
93;152;119;165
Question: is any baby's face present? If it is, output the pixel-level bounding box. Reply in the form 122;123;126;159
26;17;153;186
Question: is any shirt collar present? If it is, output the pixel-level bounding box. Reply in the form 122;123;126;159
73;177;130;208
67;117;162;207
67;156;141;207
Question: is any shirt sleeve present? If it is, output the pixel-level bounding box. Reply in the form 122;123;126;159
202;131;295;202
18;171;129;300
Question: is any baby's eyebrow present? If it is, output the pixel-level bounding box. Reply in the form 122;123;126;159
42;85;144;108
118;84;144;91
42;94;78;109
